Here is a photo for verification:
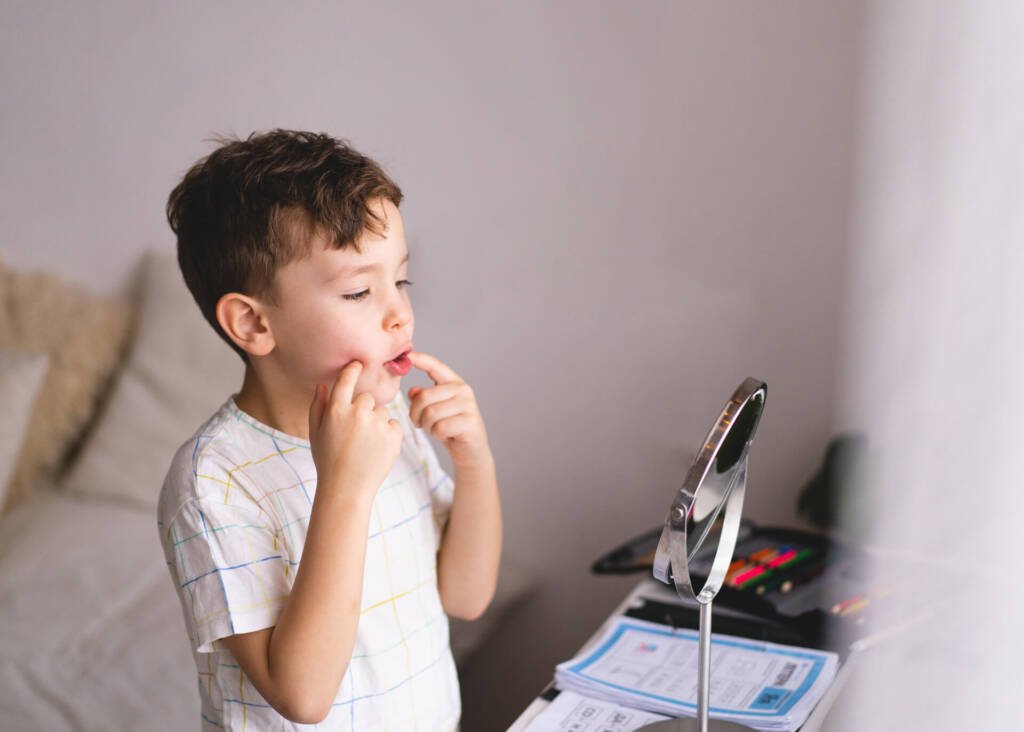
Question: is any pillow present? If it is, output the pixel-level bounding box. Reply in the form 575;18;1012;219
0;258;134;514
62;249;243;509
0;349;50;510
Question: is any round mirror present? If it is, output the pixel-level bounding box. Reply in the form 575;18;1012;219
640;378;767;732
652;378;767;603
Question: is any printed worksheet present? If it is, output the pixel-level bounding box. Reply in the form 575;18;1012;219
554;617;838;731
522;690;671;731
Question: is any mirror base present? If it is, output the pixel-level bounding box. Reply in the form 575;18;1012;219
635;719;758;731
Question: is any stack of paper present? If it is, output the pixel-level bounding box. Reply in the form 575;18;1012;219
523;690;672;731
553;617;838;731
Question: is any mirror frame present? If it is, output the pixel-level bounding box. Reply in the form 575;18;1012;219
652;377;767;604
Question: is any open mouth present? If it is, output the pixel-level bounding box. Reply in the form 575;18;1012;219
384;348;413;376
386;348;411;365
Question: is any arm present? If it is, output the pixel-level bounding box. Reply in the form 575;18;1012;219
220;487;374;724
407;351;503;622
436;453;502;620
221;361;403;724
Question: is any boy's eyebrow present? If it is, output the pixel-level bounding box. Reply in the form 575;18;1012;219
327;251;410;280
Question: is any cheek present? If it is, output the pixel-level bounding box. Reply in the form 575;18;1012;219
326;330;379;374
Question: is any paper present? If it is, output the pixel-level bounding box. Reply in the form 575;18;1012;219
522;690;671;731
554;617;838;731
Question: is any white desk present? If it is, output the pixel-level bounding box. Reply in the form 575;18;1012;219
507;577;859;732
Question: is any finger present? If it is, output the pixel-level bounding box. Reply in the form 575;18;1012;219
407;351;462;385
431;414;475;441
415;395;465;434
330;360;364;406
409;383;464;425
309;383;326;434
374;405;401;432
353;391;376;411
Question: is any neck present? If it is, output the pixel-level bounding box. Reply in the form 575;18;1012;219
233;363;312;441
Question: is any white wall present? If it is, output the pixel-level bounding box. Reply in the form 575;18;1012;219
0;2;864;726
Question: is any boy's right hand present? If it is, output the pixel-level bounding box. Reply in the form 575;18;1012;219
308;360;403;499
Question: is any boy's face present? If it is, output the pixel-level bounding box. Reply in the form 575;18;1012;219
263;198;414;407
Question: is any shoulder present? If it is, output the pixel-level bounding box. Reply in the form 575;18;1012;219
157;396;268;525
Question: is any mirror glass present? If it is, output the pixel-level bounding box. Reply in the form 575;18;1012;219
653;380;766;603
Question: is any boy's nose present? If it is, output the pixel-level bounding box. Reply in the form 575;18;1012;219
385;298;413;331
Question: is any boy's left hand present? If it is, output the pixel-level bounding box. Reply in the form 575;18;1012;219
406;351;492;471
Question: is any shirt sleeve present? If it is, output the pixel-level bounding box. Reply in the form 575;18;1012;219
163;496;291;653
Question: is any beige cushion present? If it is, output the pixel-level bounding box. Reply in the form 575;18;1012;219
62;249;243;509
0;349;50;510
0;259;133;514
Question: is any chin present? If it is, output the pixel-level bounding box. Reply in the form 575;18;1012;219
375;382;401;405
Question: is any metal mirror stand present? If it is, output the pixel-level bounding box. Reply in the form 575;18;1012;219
637;378;767;732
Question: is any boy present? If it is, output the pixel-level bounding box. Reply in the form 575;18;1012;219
156;129;502;731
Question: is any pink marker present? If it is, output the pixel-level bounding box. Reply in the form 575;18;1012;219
731;565;766;587
767;549;798;569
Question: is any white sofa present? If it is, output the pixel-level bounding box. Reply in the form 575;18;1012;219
0;250;534;731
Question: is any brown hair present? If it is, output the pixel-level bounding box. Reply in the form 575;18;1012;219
166;129;403;363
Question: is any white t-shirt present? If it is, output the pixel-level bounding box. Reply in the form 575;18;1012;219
157;390;461;731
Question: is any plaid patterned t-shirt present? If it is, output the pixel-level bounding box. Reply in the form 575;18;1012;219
157;390;460;731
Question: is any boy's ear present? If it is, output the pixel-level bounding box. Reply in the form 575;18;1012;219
215;292;276;358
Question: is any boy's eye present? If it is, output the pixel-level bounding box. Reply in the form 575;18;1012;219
342;280;413;302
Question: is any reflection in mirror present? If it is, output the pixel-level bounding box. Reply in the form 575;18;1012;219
684;389;765;577
716;391;764;474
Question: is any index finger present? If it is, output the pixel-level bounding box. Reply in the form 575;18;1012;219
407;351;462;385
330;360;364;405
